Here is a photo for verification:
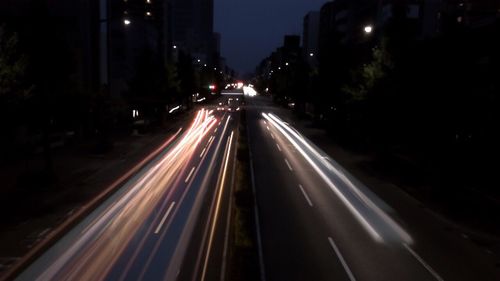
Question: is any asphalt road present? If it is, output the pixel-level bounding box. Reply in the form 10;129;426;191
11;94;499;281
14;106;239;281
246;96;499;281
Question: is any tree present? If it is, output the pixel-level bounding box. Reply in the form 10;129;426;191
0;26;32;107
342;38;394;103
0;26;33;160
165;63;181;99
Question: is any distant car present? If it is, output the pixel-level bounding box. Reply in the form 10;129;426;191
216;102;225;111
225;97;242;112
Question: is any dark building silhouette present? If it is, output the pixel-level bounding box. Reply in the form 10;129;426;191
170;0;214;64
378;0;500;39
303;11;320;64
106;0;166;97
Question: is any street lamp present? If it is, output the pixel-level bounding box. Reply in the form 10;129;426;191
364;25;373;34
124;19;131;25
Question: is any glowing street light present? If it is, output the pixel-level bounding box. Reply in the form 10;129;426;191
124;19;131;25
364;25;373;34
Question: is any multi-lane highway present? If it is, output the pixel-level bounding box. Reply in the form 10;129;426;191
14;107;239;281
246;96;499;281
9;95;500;281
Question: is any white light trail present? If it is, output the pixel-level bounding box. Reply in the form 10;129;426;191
263;112;412;244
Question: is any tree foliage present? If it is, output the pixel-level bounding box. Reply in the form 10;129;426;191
343;38;394;103
0;26;32;103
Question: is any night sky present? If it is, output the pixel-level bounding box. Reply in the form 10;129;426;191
214;0;329;75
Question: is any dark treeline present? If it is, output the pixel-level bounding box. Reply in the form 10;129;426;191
256;2;500;195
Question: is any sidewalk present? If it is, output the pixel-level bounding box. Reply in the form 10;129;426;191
0;110;194;275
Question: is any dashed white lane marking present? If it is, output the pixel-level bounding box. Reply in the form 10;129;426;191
284;158;293;171
276;143;282;152
328;237;356;281
185;166;196;183
154;202;176;234
298;184;313;207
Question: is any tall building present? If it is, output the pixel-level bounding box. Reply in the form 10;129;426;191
303;11;320;55
303;11;320;65
106;0;166;96
378;0;500;40
170;0;214;64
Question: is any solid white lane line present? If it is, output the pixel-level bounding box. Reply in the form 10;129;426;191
284;158;293;171
154;202;176;234
276;143;282;152
298;184;313;207
208;136;215;146
403;243;444;281
185;166;196;183
201;131;234;281
328;237;357;281
200;147;207;158
220;131;238;281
